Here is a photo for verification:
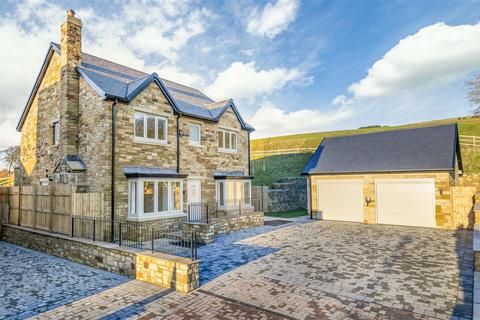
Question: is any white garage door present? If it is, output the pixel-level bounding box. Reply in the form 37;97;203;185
376;179;435;228
317;180;364;222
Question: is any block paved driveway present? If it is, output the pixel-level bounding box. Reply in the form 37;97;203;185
1;220;474;319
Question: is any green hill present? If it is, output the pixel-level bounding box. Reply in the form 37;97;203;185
251;116;480;187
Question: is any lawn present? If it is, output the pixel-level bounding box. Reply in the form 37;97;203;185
265;209;308;218
251;153;312;186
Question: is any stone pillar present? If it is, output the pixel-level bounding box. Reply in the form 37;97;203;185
60;9;82;156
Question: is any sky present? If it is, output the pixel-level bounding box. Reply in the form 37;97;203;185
1;0;480;151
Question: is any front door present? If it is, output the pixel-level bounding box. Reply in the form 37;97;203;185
187;180;202;221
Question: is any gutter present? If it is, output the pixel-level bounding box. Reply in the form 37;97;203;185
111;99;118;242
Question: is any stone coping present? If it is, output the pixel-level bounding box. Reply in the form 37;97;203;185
3;224;197;265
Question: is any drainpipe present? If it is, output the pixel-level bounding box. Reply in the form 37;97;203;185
111;99;118;242
248;131;251;176
309;175;313;219
176;114;181;173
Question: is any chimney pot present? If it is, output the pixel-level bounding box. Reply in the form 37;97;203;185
67;9;75;17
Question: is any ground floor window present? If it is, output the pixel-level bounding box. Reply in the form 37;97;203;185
128;178;184;219
215;180;251;208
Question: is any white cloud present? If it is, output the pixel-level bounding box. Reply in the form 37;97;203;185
332;95;353;107
349;22;480;98
246;0;299;38
204;61;304;101
148;64;205;88
127;8;213;62
248;102;353;138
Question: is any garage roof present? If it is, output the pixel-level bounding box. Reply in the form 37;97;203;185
303;124;460;175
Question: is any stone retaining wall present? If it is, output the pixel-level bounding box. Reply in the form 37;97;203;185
188;211;264;244
1;225;199;292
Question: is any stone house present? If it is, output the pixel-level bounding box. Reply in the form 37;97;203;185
303;124;477;230
16;10;254;226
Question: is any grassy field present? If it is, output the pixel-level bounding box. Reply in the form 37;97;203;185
251;116;480;152
265;209;308;218
251;116;480;186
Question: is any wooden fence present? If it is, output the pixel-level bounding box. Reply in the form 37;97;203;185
459;135;480;148
0;185;104;236
252;186;269;212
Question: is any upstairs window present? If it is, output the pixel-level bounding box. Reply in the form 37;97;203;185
134;112;167;144
52;121;60;145
188;124;201;145
218;129;237;152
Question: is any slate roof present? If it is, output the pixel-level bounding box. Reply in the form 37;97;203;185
303;124;459;175
16;43;254;132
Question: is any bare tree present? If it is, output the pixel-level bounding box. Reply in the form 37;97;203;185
468;75;480;115
0;146;21;172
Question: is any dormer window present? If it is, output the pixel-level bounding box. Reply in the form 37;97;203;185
134;112;167;144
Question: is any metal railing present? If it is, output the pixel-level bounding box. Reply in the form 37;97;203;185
71;216;198;260
187;198;253;224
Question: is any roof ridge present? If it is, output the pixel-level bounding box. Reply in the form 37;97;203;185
324;123;457;141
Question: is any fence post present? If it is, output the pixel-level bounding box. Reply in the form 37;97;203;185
206;203;209;224
151;226;155;252
93;218;96;241
32;185;37;229
71;216;75;237
17;185;21;226
119;222;122;246
191;231;194;260
239;200;242;216
48;185;54;232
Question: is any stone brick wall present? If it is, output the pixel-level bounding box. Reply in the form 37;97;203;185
267;177;307;212
188;211;264;244
310;172;463;230
1;225;200;292
20;52;62;181
136;252;199;293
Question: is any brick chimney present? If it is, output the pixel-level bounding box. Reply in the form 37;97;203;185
60;9;81;156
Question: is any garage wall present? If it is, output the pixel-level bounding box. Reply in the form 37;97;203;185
310;172;460;230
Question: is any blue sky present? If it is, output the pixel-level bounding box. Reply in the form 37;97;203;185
1;0;480;149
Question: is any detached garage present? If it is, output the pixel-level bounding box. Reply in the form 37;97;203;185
303;124;463;229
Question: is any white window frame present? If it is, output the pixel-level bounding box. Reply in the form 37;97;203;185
215;179;252;209
218;129;237;153
128;178;184;220
188;123;201;146
52;121;60;146
133;112;168;144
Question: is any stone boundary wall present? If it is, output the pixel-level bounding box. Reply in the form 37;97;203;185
253;177;307;213
1;225;199;292
188;211;264;244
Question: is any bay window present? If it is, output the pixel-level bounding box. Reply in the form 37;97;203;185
216;179;251;208
128;178;184;219
134;112;167;144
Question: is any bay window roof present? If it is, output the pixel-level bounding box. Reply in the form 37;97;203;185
213;170;253;180
123;166;188;179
